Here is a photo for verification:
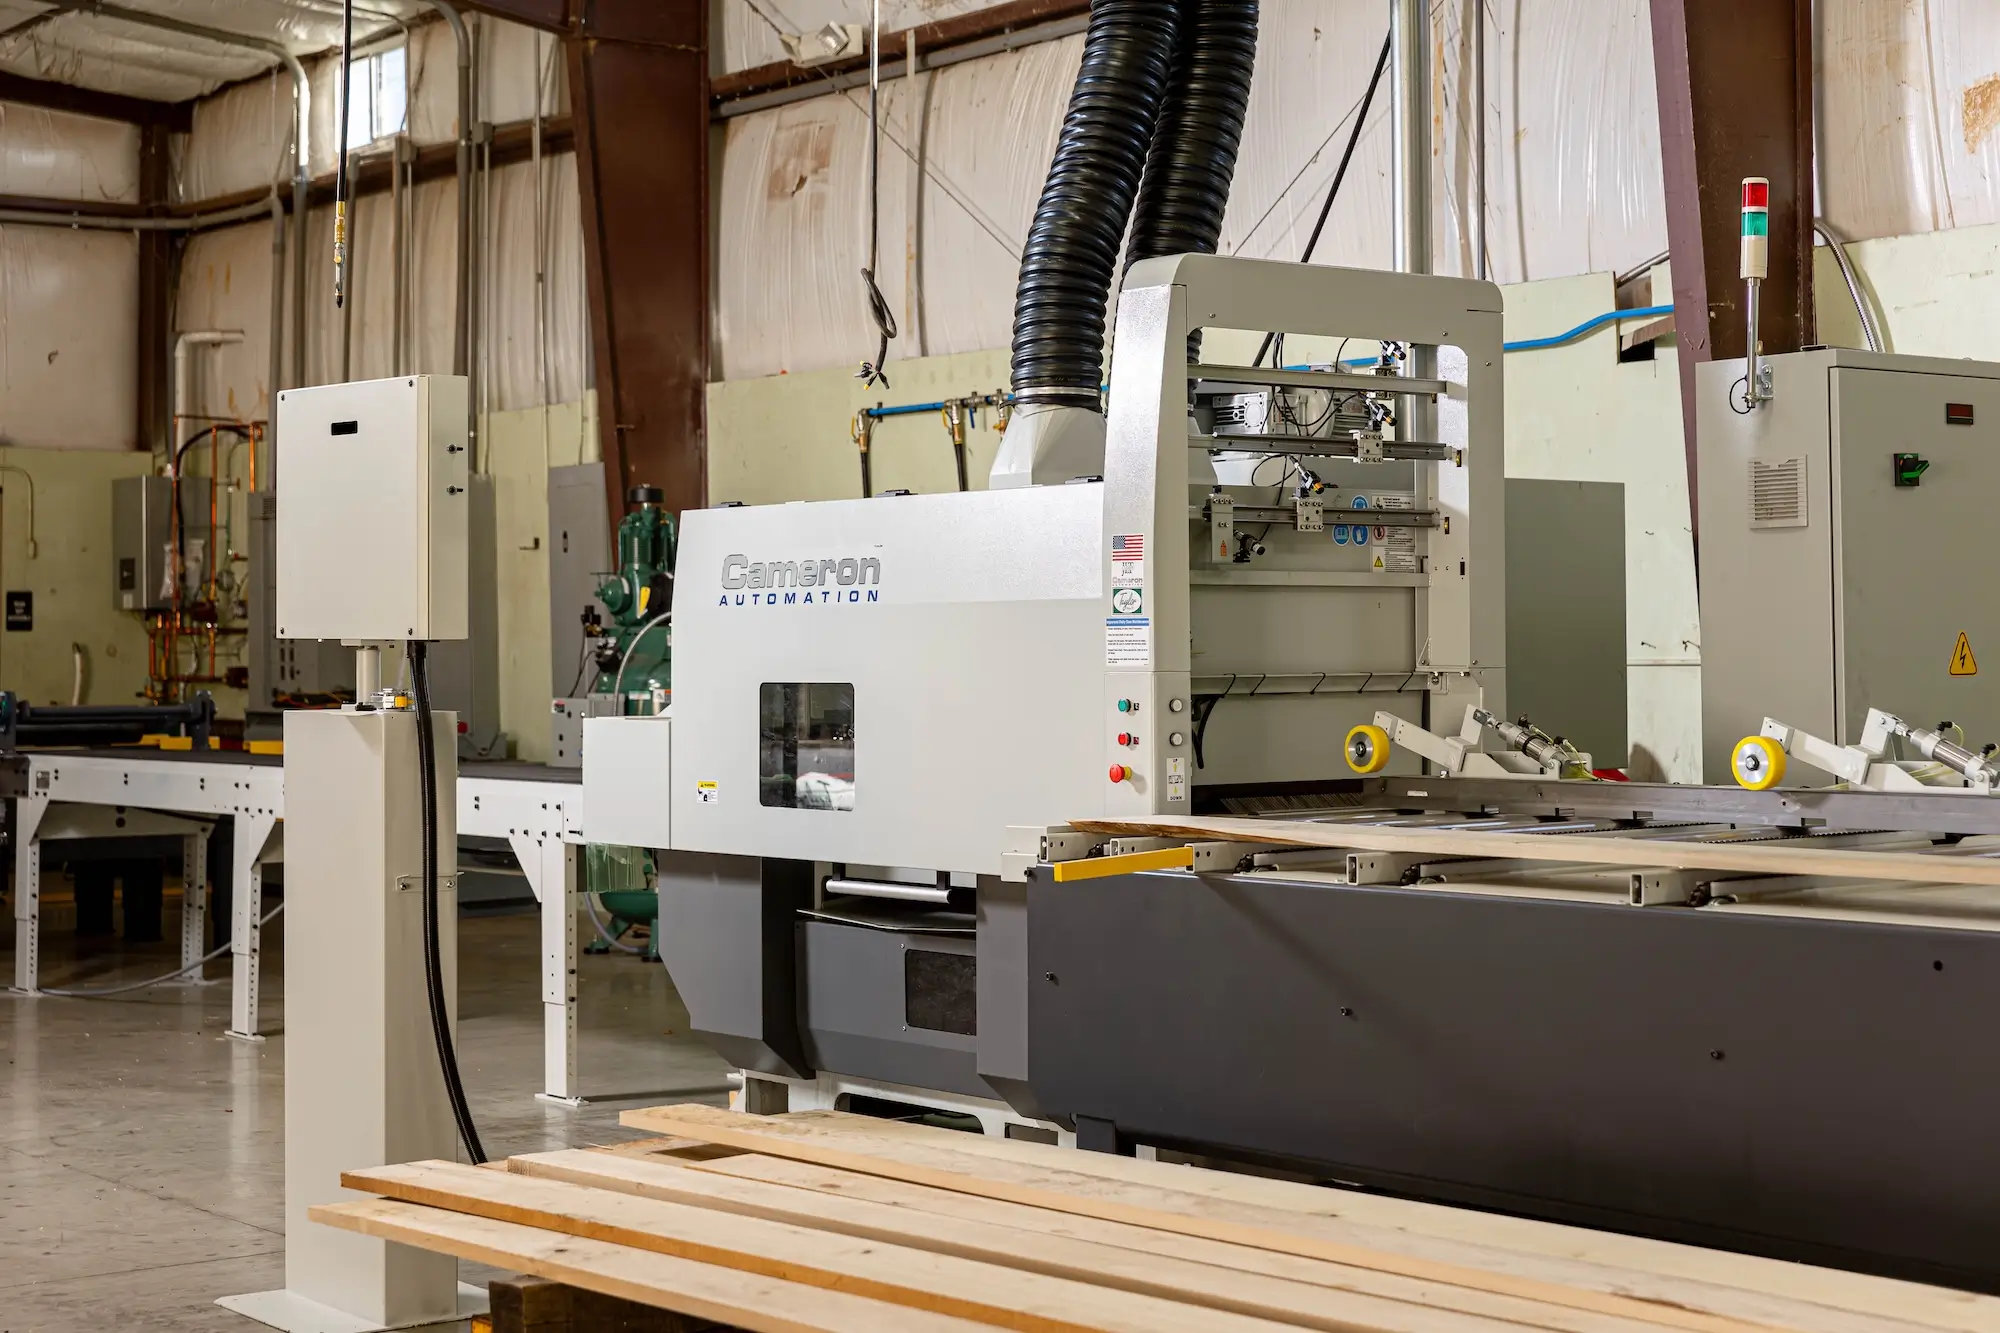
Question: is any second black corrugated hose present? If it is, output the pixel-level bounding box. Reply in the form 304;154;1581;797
1009;0;1182;409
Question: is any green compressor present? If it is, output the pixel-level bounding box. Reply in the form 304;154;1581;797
578;485;675;959
583;484;676;712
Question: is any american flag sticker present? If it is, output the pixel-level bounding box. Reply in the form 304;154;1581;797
1111;533;1145;561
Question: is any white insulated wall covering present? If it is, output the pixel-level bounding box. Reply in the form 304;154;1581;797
177;155;587;423
176;15;568;203
0;102;139;203
714;0;2000;381
715;34;1074;381
719;0;1004;74
0;226;136;450
715;1;1674;380
1819;1;2000;240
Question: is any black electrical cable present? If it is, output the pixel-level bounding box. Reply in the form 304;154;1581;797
409;640;486;1165
1252;28;1391;368
858;3;896;388
1010;0;1181;409
333;0;355;308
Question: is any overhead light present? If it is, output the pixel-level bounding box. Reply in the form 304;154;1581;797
780;22;864;69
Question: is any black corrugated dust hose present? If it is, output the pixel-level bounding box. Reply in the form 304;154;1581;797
1127;0;1258;271
1009;0;1181;411
409;639;487;1165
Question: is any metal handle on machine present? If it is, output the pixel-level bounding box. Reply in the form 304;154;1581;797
824;876;954;904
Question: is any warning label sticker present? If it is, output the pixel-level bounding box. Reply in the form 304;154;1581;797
1376;493;1419;572
697;780;720;804
1106;616;1151;667
1952;632;1978;677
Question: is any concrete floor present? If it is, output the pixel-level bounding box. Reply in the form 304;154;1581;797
1;885;733;1332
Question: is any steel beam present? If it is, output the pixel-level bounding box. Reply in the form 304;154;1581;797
565;7;709;526
137;121;172;457
456;2;709;526
0;69;190;129
1649;0;1813;541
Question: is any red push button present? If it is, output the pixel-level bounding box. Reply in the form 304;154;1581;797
1116;732;1134;746
1108;764;1131;783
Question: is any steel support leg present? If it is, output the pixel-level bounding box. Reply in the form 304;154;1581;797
517;832;582;1105
179;830;209;977
10;795;47;994
228;813;277;1041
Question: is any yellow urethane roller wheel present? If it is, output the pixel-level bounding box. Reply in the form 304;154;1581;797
1732;734;1787;790
1345;723;1392;775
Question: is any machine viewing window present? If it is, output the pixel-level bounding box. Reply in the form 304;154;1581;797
760;683;856;810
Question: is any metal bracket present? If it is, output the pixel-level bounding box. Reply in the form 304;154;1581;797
1346;850;1429;885
393;874;459;894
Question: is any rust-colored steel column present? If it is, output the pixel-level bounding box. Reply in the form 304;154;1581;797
1650;0;1813;542
138;120;174;457
464;0;710;530
567;6;709;526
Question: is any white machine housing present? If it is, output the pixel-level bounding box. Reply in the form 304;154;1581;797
276;374;470;642
650;256;1504;875
1697;350;2000;782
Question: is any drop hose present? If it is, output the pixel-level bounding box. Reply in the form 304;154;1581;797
1009;0;1182;411
1126;0;1259;273
409;640;486;1164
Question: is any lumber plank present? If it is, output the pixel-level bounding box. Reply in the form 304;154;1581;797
593;1136;751;1162
688;1154;1950;1333
510;1146;1671;1333
1064;814;2000;888
488;1271;726;1331
617;1106;1854;1333
748;1112;1996;1333
340;1158;1317;1333
309;1198;989;1333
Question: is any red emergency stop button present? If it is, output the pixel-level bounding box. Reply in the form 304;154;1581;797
1108;764;1131;783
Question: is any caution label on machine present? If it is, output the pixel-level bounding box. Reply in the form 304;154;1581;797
1952;632;1978;677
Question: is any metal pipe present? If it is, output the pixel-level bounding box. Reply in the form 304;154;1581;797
355;645;381;700
56;1;323;394
424;0;474;380
1390;0;1431;275
266;191;286;488
391;136;406;374
340;193;356;381
1812;218;1885;354
0;196;280;231
823;877;954;905
1745;276;1764;404
172;331;244;470
1470;0;1486;280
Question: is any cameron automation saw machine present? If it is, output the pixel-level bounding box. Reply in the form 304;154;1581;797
590;246;1504;1114
583;0;1503;1132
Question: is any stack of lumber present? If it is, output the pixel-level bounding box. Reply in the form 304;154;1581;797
316;1105;2000;1333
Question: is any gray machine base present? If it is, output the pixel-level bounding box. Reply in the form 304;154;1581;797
1025;868;2000;1293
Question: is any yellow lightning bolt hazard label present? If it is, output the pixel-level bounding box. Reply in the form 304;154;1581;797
1951;632;1978;677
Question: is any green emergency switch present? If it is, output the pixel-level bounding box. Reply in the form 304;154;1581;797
1894;453;1930;487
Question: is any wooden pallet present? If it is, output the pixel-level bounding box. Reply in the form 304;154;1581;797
315;1106;2000;1333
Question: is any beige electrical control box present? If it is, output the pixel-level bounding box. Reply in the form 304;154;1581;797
276;375;470;643
1697;349;2000;783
